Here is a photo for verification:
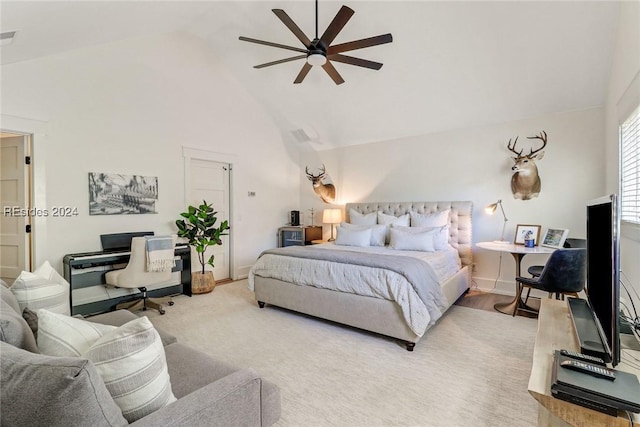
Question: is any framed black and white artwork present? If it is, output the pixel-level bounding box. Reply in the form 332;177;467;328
88;172;158;215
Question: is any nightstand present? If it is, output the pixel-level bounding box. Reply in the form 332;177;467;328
278;226;323;247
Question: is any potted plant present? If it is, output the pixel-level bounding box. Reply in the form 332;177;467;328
176;201;230;294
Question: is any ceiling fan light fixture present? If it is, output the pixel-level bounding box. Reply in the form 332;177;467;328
307;52;326;66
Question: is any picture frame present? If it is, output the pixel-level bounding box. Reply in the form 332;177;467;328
541;228;570;248
514;224;542;245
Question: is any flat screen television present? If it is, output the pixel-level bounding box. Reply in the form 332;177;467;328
585;194;620;367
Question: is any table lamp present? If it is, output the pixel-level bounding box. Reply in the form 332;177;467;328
485;199;509;244
323;208;342;242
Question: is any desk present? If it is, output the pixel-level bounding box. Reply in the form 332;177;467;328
529;298;640;426
477;241;555;315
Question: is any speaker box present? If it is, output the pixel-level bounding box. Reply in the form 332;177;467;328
290;210;300;226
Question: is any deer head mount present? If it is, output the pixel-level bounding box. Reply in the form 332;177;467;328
507;131;547;200
305;164;336;204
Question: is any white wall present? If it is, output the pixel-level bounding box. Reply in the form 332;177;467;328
1;31;301;277
301;108;605;294
605;1;640;306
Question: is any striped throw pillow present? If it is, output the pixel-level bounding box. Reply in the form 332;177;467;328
36;310;175;422
11;261;70;315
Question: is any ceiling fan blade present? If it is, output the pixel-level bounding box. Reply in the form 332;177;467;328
320;5;354;46
322;61;345;85
328;34;393;55
328;54;383;70
293;63;313;84
254;55;307;69
272;9;311;47
239;36;308;54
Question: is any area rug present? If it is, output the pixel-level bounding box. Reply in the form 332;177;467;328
148;280;538;427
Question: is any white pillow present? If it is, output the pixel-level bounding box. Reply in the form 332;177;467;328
409;209;450;227
36;309;176;423
37;308;115;356
348;209;377;225
339;222;387;246
335;227;372;247
11;261;71;315
388;227;436;252
377;211;410;226
392;224;450;251
86;317;176;422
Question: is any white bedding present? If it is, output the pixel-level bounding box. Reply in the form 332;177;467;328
248;243;461;336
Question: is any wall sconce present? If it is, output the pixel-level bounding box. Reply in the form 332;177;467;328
322;208;342;242
485;199;509;244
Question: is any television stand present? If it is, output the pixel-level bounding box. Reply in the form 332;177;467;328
528;298;640;426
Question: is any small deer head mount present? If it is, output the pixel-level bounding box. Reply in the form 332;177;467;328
305;164;336;204
507;131;547;200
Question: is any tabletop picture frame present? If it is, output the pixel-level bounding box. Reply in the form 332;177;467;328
541;228;570;248
514;224;542;245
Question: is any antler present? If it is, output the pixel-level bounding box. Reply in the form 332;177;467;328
305;164;326;180
507;136;522;156
527;131;547;155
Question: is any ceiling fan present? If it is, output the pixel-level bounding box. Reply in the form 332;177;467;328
238;0;392;85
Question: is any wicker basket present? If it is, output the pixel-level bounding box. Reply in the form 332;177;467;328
191;271;215;294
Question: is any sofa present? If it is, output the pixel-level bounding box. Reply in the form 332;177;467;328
0;283;281;426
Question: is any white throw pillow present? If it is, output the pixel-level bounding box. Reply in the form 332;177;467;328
409;210;450;227
36;309;176;423
36;308;115;356
85;317;176;423
348;209;377;225
339;222;387;246
377;211;410;226
392;224;450;251
11;261;71;315
388;227;436;252
335;227;372;247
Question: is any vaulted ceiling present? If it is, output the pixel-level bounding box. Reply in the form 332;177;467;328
1;1;620;150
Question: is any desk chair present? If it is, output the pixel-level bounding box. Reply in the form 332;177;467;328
527;238;586;278
515;248;587;317
105;235;177;315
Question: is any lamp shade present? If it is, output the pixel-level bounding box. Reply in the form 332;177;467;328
322;208;342;224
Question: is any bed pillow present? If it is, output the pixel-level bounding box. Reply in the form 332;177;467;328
377;211;410;226
36;310;176;423
388;227;436;252
392;224;451;251
339;222;387;246
348;209;377;225
11;261;71;315
335;227;372;247
409;209;450;228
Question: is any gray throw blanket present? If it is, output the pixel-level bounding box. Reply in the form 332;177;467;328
260;246;448;312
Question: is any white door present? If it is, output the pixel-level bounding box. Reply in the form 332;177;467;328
188;159;231;281
0;135;30;284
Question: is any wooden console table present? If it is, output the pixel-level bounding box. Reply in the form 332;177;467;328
528;298;640;426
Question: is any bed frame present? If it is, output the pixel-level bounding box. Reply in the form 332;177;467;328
254;201;473;351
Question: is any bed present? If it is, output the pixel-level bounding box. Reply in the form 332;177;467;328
249;201;473;350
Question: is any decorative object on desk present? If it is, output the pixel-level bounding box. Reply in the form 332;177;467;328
88;172;158;215
514;224;541;245
484;199;509;244
541;228;569;249
305;164;336;204
506;131;547;200
176;201;230;294
308;208;316;226
322;208;342;242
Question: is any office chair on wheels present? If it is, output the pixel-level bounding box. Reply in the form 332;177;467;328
105;235;177;315
515;248;587;317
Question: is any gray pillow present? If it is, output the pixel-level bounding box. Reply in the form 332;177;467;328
0;283;21;314
0;341;128;427
0;300;38;353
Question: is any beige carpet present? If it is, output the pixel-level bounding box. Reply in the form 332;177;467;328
147;280;539;427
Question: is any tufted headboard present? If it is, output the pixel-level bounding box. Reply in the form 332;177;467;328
344;201;473;268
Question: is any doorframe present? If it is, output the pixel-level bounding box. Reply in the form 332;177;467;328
182;147;236;280
1;114;48;270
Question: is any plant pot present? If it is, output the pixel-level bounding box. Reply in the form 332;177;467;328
191;271;215;294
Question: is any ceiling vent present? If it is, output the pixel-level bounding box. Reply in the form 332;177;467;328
0;31;17;46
